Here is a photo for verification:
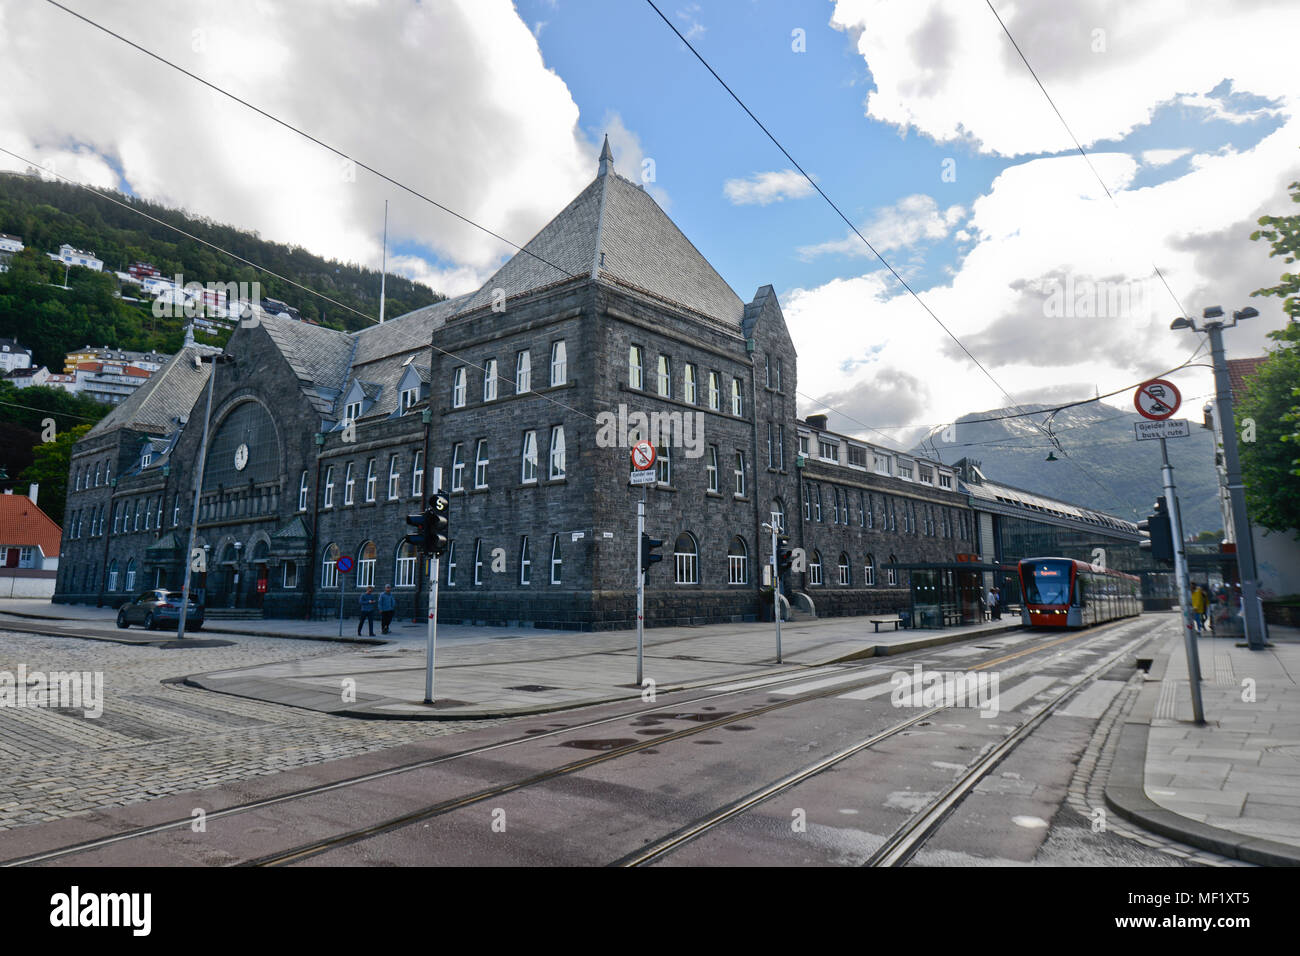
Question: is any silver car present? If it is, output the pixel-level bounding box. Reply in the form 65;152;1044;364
116;590;204;630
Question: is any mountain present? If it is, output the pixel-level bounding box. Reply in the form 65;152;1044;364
909;403;1222;534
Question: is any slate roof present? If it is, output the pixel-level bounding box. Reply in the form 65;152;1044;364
963;477;1139;534
86;346;212;439
450;145;744;327
351;292;471;366
259;314;355;415
0;494;61;556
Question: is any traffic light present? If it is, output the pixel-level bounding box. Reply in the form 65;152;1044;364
430;493;450;556
404;509;429;552
1138;496;1174;567
640;532;663;576
777;536;794;575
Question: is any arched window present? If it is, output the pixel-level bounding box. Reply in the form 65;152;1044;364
727;537;748;585
107;559;119;591
838;552;850;586
94;463;102;486
549;534;562;585
864;553;876;586
549;426;566;479
887;554;898;587
684;364;697;403
358;540;377;587
395;541;417;588
515;350;531;395
521;431;538;483
673;532;698;585
297;470;309;511
322;543;340;589
770;498;785;534
629;345;644;389
124;559;136;591
808;550;823;586
519;536;531;586
473;539;483;586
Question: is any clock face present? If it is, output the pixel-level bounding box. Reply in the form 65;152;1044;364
234;443;249;471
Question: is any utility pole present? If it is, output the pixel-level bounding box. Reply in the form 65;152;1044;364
177;351;229;641
1161;438;1205;724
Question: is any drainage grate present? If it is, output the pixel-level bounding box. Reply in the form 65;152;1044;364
507;684;556;692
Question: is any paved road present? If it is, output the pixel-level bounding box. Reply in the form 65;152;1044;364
1;614;1237;866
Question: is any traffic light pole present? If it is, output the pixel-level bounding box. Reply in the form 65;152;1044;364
424;555;439;704
771;524;781;664
636;496;645;686
1162;437;1205;724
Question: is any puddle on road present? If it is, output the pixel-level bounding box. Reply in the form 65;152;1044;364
669;711;734;722
694;739;723;745
635;729;673;736
723;725;754;732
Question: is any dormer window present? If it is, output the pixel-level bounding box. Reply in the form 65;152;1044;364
401;386;419;412
344;400;362;423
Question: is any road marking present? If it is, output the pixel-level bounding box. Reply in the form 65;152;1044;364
988;675;1057;713
708;666;844;692
768;668;889;696
836;681;897;701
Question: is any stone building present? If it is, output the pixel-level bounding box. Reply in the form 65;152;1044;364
55;141;1129;630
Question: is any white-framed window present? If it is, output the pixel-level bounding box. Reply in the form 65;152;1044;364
107;560;118;591
838;553;850;586
814;486;822;522
708;372;720;410
771;499;786;533
808;551;822;586
657;355;671;397
819;439;839;462
483;359;498;402
298;470;308;511
521;430;538;483
727;537;748;585
887;555;898;587
519;536;531;585
133;500;141;531
473;539;483;586
733;451;745;497
767;423;774;469
396;542;417;587
387;457;400;499
673;532;698;585
344;400;362;424
323;467;335;508
657;442;671;485
412;451;424;497
474;439;489;488
451;443;465;492
446;541;457;586
516;350;531;395
74;468;82;492
156;497;163;528
401;385;420;413
123;557;135;589
452;367;466;408
900;462;914;481
358;540;377;587
112;505;122;535
731;378;743;416
774;357;782;392
875;454;892;476
940;473;953;489
548;426;566;479
365;458;377;501
550;341;566;386
283;561;298;589
684;364;696;404
776;425;784;470
629;345;644;389
550;534;562;584
344;462;355;505
706;445;718;493
864;554;875;586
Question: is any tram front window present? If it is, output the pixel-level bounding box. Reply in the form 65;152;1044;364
1024;560;1072;605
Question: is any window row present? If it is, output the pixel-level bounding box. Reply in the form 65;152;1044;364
71;458;114;493
451;341;567;409
627;345;746;416
798;434;954;488
802;551;902;588
313;451;425;510
320;535;568;589
801;483;969;540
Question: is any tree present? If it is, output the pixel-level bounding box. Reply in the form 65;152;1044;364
1251;179;1300;320
18;424;90;528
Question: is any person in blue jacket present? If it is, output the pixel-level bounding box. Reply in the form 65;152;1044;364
358;586;378;636
378;584;397;634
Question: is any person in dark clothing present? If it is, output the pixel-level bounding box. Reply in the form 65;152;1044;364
358;586;378;637
378;585;396;635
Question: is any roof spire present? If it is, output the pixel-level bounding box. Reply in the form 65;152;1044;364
597;134;614;177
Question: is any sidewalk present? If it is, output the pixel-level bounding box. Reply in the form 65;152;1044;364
1106;622;1300;866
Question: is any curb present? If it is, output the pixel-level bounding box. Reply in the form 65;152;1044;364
1103;633;1300;866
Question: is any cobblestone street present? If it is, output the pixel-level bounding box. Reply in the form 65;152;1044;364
0;631;506;831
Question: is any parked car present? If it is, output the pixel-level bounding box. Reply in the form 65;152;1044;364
116;589;204;630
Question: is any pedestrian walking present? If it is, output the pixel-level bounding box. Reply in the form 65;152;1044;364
358;586;378;637
379;584;396;635
990;586;1002;621
983;587;995;622
1190;584;1208;632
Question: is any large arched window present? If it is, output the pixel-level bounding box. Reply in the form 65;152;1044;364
322;543;340;589
864;553;876;586
358;540;377;587
727;536;748;585
203;401;279;490
838;552;850;586
674;532;698;584
395;541;417;588
107;559;119;591
770;498;785;534
808;550;823;586
124;559;137;591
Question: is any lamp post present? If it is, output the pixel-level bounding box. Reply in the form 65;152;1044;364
1170;306;1268;650
176;350;233;641
232;540;243;608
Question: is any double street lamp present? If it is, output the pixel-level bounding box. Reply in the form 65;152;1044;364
1170;306;1268;650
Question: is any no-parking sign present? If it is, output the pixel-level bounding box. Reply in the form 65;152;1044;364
336;555;354;573
1134;379;1181;421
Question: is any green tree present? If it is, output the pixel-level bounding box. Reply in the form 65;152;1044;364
1252;179;1300;320
17;424;90;528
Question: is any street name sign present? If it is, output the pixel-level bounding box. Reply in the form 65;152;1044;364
1135;419;1191;441
629;469;656;485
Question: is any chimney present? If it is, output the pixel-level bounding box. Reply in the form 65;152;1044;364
28;483;38;505
807;414;829;431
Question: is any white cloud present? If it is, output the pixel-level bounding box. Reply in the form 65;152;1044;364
0;0;612;307
723;169;815;206
1142;148;1191;167
797;193;964;260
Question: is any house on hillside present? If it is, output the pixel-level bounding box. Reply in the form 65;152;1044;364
0;487;61;599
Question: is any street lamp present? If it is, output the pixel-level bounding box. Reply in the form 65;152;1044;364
232;541;243;608
1170;305;1267;649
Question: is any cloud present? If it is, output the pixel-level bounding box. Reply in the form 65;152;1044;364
723;170;815;206
797;193;964;260
1142;148;1191;167
0;0;614;307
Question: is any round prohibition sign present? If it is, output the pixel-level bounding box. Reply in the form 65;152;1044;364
630;439;657;471
336;556;354;573
1134;378;1181;421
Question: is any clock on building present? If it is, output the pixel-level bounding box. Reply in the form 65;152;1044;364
234;443;249;471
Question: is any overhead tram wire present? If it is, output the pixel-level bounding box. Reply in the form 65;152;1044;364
0;145;602;428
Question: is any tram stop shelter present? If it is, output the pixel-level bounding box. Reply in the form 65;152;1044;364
884;559;1021;629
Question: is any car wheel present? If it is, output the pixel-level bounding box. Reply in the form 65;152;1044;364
144;612;155;630
116;610;129;629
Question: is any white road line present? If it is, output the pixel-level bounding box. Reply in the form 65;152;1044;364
987;675;1057;713
708;666;846;692
768;668;890;696
836;680;898;701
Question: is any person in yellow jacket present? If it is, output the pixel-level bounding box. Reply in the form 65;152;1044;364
1190;584;1208;632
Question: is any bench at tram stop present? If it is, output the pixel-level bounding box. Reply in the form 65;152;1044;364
869;615;903;633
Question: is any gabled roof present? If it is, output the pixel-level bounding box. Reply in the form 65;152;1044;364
258;314;354;414
451;143;745;327
351;292;471;366
0;494;61;556
86;346;212;439
1226;357;1267;403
